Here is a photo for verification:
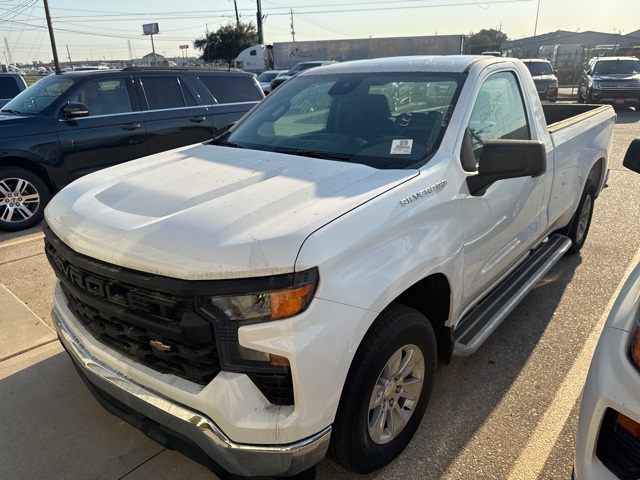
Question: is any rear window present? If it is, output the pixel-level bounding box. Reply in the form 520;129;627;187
197;75;263;103
0;77;21;97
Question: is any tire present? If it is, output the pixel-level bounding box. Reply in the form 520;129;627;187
577;89;585;103
559;180;595;254
0;167;51;232
328;304;437;473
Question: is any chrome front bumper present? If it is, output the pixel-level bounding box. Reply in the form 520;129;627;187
53;307;331;477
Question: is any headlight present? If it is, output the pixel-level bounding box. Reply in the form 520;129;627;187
197;267;319;405
550;79;559;88
592;81;603;89
210;281;316;322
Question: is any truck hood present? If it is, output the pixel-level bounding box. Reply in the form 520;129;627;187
593;74;640;82
46;144;416;280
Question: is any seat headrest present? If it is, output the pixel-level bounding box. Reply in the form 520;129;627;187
361;94;391;119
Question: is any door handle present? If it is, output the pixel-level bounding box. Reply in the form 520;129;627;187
190;116;206;123
121;123;141;130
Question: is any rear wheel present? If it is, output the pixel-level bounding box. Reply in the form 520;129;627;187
329;304;437;473
0;167;50;232
559;180;595;254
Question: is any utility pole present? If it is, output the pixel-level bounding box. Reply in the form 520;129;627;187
3;38;13;65
533;0;541;36
43;0;61;73
128;40;134;61
66;44;72;70
256;0;264;45
233;0;239;26
290;9;295;42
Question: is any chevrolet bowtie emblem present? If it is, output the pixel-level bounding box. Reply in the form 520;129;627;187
150;340;172;352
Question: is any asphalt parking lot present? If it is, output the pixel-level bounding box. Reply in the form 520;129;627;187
1;104;640;480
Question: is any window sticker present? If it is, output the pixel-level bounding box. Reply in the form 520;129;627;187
390;139;413;155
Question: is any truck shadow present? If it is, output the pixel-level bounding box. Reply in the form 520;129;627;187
614;107;640;124
0;347;218;479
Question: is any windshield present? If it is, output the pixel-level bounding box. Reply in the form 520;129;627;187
593;59;640;75
220;72;465;169
2;75;76;115
524;62;553;76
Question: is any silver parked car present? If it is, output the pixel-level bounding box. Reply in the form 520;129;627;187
256;70;287;94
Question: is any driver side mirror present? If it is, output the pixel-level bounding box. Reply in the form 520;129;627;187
62;102;89;119
467;139;547;196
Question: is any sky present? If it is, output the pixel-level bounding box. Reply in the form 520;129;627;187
1;0;639;65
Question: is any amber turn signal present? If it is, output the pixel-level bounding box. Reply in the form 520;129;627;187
617;412;640;440
271;284;315;320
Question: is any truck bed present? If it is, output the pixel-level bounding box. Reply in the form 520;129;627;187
543;103;613;133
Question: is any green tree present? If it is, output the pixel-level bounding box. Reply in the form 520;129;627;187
194;22;258;69
465;29;509;54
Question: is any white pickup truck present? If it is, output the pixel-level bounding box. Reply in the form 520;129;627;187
44;56;615;478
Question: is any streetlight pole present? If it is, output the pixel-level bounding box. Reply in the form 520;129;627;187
43;0;61;73
533;0;541;37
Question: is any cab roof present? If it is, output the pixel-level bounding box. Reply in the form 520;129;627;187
297;55;503;75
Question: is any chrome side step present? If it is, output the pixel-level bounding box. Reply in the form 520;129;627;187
453;234;572;356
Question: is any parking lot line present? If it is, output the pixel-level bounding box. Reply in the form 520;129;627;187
0;232;44;249
507;245;640;480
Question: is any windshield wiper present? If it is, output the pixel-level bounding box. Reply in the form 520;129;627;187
0;109;21;115
218;140;245;148
273;149;351;162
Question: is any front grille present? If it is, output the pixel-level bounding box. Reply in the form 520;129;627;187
44;232;220;385
596;408;640;480
601;82;640;91
43;224;294;404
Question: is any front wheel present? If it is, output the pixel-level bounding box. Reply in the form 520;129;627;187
560;180;595;254
0;167;51;232
328;304;437;473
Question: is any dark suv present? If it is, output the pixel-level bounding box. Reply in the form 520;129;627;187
0;67;263;231
521;59;559;102
578;56;640;109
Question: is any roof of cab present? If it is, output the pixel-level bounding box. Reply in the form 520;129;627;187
297;55;503;75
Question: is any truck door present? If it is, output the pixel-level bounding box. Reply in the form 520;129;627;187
459;70;547;307
54;76;148;183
